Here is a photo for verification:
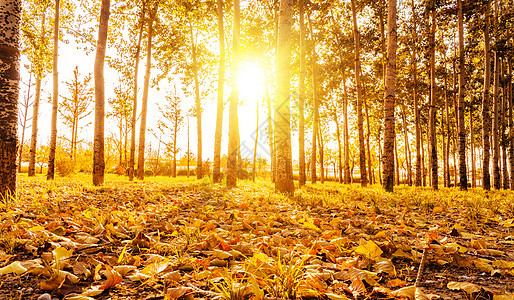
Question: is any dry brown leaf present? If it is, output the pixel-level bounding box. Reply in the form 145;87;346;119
166;287;193;300
100;265;123;290
447;281;482;295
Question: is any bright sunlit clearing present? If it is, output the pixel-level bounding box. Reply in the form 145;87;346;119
239;62;265;105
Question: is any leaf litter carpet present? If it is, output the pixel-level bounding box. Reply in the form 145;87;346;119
0;177;513;299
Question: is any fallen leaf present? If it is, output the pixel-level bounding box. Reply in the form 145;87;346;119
0;261;28;275
447;281;482;295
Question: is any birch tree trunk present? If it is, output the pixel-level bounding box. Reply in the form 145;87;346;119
92;0;110;185
308;13;318;184
136;3;157;180
28;10;47;177
274;0;294;195
213;0;225;183
28;78;41;176
47;0;59;180
128;2;146;181
457;0;467;190
343;68;351;184
298;0;306;187
350;0;367;187
227;0;240;187
382;0;397;192
429;0;438;190
0;0;21;197
411;0;421;187
482;0;492;190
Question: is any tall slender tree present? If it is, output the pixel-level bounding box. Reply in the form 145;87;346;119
428;0;438;190
227;0;240;187
213;0;225;183
0;0;21;197
47;0;59;180
411;0;421;187
482;0;492;190
136;2;158;180
128;1;146;181
492;2;501;189
298;0;306;187
457;0;467;190
274;0;294;194
350;0;367;187
26;2;50;177
382;0;397;192
92;0;110;185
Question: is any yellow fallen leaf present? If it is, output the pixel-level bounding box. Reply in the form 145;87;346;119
29;225;45;232
432;207;443;213
355;240;383;259
326;293;351;300
166;287;193;300
493;293;514;300
100;265;123;289
447;281;481;295
0;261;27;275
53;247;73;270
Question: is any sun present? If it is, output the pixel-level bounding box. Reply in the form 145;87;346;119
238;62;265;105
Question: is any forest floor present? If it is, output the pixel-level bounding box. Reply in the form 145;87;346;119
0;174;513;300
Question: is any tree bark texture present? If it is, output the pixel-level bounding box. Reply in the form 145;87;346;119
47;0;59;180
429;1;438;190
227;0;240;188
482;0;491;190
136;3;157;180
213;0;225;183
28;78;41;176
274;0;294;195
298;0;306;187
382;0;396;192
128;2;146;181
350;0;367;187
0;0;21;197
457;0;467;190
92;0;110;185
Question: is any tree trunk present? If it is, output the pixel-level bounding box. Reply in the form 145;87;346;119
192;25;203;180
429;1;438;190
308;14;318;184
298;0;306;187
187;117;190;177
343;68;351;184
274;0;294;195
334;111;343;183
382;0;397;192
470;104;476;188
492;50;500;189
402;104;412;186
443;67;449;188
508;56;514;190
128;2;146;181
252;99;259;181
28;10;47;177
501;60;509;189
18;75;32;173
28;77;41;177
136;3;157;181
482;0;492;190
411;0;421;187
318;127;324;184
92;0;110;185
213;0;225;183
267;86;275;182
350;0;367;187
457;0;468;190
0;0;20;197
47;0;59;180
227;0;240;187
365;98;372;184
394;136;400;185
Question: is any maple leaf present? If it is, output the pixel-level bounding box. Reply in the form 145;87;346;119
100;265;123;290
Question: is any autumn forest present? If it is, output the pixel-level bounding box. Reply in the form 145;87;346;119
0;0;513;299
